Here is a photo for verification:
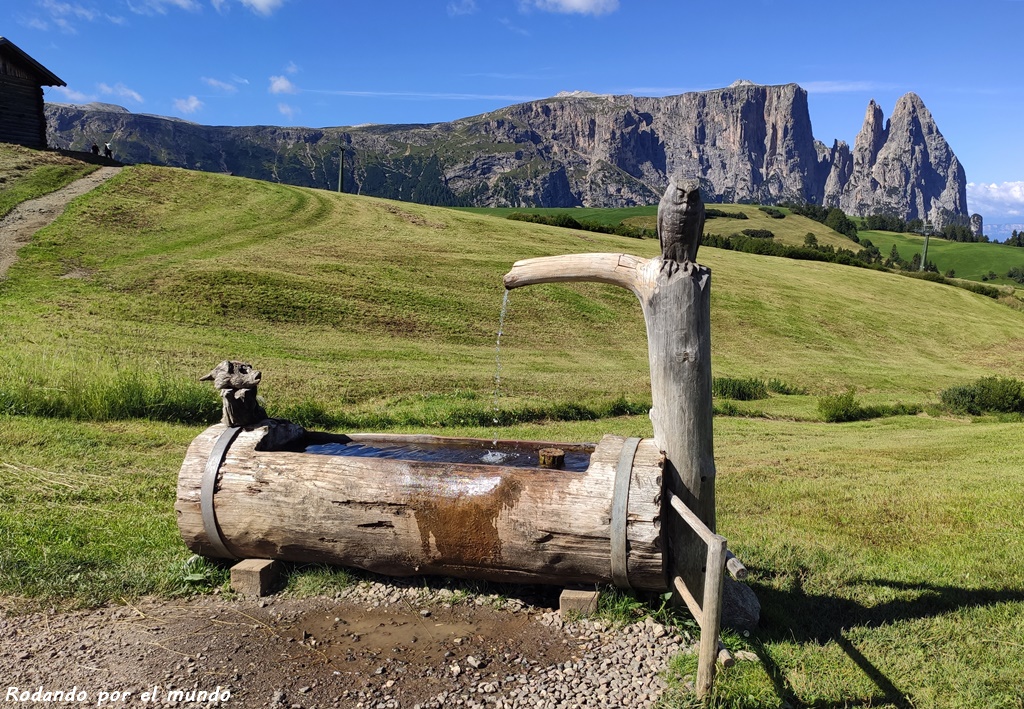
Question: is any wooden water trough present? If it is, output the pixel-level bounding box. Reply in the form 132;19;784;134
176;427;667;590
175;180;748;697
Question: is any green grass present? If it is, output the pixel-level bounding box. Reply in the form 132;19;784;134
862;229;1024;286
2;413;1022;706
2;164;1021;422
0;143;98;218
2;161;1024;705
457;203;860;252
0;417;211;607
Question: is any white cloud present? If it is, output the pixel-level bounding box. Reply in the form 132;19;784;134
99;82;144;103
26;0;99;33
269;75;298;94
40;0;98;21
500;17;530;35
173;95;203;114
447;0;477;15
202;76;238;93
277;102;298;119
231;74;250;85
285;61;299;75
967;181;1024;219
21;16;51;31
240;0;284;15
126;0;201;14
51;85;95;102
525;0;618;15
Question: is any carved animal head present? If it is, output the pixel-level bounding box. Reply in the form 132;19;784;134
200;360;262;391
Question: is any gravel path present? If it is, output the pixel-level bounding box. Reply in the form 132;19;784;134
0;166;121;279
1;578;698;708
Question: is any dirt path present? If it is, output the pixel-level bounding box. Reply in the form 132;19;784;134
0;166;122;279
0;583;686;708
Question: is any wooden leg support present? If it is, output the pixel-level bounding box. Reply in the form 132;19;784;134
230;559;280;597
559;588;600;616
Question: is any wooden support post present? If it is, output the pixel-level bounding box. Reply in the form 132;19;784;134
697;535;727;696
505;248;722;698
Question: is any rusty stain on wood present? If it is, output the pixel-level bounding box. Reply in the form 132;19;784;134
413;475;523;565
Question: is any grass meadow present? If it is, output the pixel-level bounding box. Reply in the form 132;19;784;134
459;203;860;252
1;157;1023;707
861;228;1024;286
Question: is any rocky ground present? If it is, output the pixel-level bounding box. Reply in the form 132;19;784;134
1;579;698;708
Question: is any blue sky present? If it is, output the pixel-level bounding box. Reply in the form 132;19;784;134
9;0;1024;225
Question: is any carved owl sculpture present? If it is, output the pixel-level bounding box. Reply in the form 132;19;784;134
657;178;705;270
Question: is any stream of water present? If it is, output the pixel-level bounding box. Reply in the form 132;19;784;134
491;290;511;444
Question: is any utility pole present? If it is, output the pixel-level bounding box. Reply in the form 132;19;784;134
919;220;933;271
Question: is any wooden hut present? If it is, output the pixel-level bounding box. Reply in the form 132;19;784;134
0;37;65;149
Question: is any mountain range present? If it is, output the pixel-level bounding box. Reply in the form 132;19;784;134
45;81;972;227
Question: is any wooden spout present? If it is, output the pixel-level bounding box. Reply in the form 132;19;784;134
503;253;649;299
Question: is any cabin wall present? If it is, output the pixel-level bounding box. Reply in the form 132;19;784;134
0;60;48;149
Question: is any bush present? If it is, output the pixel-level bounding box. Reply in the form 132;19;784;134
507;212;582;230
505;212;653;239
766;378;807;395
865;213;908;232
818;390;921;422
940;377;1024;415
712;377;769;401
705;208;747;220
825;208;859;240
741;228;774;239
818;390;864;422
758;206;785;219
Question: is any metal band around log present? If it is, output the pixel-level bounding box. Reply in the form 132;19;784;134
200;426;242;559
611;436;641;589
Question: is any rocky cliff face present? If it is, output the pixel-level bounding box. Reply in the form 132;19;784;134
824;93;968;228
44;84;969;224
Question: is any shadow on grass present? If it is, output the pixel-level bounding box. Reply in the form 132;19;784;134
747;575;1024;708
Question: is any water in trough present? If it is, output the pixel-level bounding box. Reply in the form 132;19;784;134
304;440;592;472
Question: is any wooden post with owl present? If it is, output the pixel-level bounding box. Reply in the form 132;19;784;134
503;177;725;697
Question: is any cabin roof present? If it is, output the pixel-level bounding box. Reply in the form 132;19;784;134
0;36;65;87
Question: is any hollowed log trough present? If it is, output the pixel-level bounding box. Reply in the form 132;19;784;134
176;426;667;591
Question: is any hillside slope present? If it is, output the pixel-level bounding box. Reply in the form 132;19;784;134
1;165;1019;420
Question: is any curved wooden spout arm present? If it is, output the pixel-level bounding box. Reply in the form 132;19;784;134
503;253;653;301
